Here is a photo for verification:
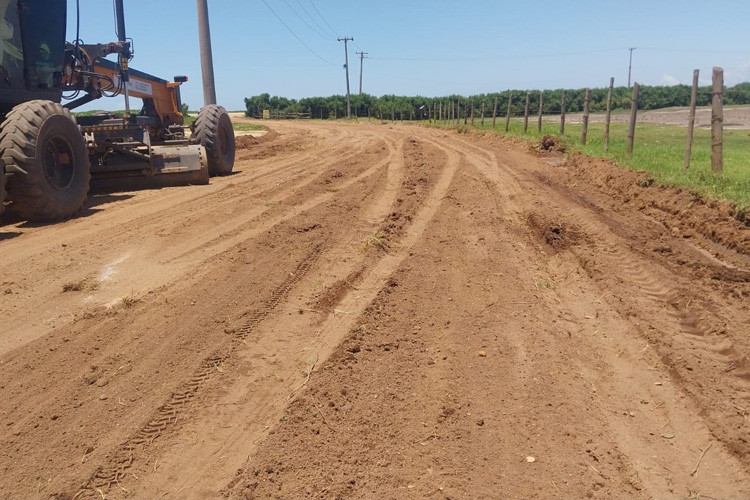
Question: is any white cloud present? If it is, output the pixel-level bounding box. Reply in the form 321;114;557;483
660;74;681;86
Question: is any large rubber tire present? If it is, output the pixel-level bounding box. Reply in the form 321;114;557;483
0;100;90;221
0;162;6;218
193;104;235;176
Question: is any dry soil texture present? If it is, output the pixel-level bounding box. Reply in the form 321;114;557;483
2;120;750;499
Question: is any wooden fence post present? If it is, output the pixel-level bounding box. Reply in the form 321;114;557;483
505;93;512;132
581;88;591;145
711;66;724;173
523;91;530;133
560;91;566;134
492;97;498;129
537;91;544;133
604;77;614;152
626;82;640;156
464;101;468;125
481;101;486;127
470;101;475;126
685;69;699;170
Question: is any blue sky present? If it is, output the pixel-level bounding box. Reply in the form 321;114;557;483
67;1;750;111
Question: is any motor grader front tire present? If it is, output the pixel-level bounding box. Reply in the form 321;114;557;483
193;104;235;176
0;100;90;222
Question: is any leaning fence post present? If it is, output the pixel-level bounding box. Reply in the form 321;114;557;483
581;87;591;145
626;82;640;156
684;69;699;170
505;92;512;132
711;66;724;173
492;97;498;129
560;91;566;134
604;77;614;152
523;91;530;133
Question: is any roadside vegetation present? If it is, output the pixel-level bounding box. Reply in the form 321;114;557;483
244;83;750;119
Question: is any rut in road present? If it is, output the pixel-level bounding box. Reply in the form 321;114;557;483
3;121;750;500
89;135;455;498
78;245;322;496
223;125;750;500
1;123;407;498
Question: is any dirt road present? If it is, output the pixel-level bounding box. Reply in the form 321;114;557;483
2;120;750;499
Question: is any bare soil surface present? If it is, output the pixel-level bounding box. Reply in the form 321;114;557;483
2;120;750;499
566;105;750;129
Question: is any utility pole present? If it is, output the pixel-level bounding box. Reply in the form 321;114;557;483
196;0;217;105
338;37;354;119
627;47;636;89
356;51;368;95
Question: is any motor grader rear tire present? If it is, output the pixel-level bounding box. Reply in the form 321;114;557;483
0;100;90;221
0;162;6;218
193;104;235;176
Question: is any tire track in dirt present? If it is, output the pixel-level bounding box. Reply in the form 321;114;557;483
519;187;750;494
0;123;399;499
5;122;750;499
425;130;750;496
525;208;750;496
221;139;461;499
74;246;323;498
0;128;390;357
222;133;648;499
165;133;401;264
123;135;453;499
309;139;458;374
536;188;750;473
45;129;412;499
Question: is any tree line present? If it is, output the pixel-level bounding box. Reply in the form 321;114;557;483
245;82;750;119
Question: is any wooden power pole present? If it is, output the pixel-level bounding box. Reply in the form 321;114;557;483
628;47;636;88
338;37;354;119
356;51;368;95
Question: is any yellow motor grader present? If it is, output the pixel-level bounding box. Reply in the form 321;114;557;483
0;0;235;221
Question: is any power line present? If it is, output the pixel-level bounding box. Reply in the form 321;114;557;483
295;0;336;40
281;0;335;41
261;0;337;66
307;0;339;38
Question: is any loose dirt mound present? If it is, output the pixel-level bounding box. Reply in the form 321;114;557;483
538;134;565;152
564;152;750;256
527;212;583;252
